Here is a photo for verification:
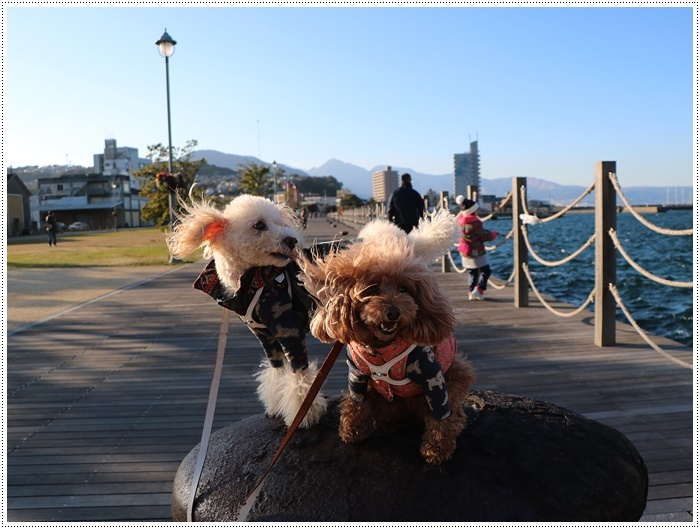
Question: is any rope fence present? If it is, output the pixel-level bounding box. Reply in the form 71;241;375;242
329;162;693;368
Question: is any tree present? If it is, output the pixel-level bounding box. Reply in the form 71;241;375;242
238;162;281;197
295;175;343;197
340;193;365;209
136;139;207;228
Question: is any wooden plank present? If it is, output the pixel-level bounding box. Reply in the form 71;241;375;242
6;217;692;522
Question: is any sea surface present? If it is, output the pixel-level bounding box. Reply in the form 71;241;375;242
454;209;694;348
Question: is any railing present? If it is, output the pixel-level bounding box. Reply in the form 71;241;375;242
330;162;693;368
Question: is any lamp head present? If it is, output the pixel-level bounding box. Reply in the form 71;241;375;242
156;29;177;58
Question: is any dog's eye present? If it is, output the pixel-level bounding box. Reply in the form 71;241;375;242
358;285;380;298
398;286;409;294
253;221;267;231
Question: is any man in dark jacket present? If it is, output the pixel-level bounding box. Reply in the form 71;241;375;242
387;173;425;233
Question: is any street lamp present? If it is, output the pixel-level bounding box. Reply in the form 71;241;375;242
155;28;179;263
271;160;277;202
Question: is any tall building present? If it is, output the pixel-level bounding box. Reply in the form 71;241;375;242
453;140;481;199
93;139;152;190
373;165;399;203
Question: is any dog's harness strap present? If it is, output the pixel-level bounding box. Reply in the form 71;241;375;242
187;308;231;522
239;286;265;328
238;273;292;330
353;343;417;385
233;340;344;522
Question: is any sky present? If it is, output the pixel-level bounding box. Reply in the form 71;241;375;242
4;5;695;188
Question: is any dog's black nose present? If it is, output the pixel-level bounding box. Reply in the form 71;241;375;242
386;306;401;321
283;237;298;250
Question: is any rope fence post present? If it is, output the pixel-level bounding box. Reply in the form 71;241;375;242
466;185;479;204
513;177;529;307
440;190;452;273
595;161;617;346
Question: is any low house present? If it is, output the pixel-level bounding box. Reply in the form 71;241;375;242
37;173;151;230
7;171;33;236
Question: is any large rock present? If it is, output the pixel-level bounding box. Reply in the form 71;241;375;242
172;390;647;522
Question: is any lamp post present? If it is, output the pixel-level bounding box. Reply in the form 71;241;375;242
271;160;277;202
111;179;118;232
156;28;179;264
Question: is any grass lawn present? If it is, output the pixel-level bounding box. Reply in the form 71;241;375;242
7;228;203;268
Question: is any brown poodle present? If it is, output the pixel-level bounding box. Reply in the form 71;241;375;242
300;211;476;464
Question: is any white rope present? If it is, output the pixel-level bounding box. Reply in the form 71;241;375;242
519;181;596;224
447;249;514;289
608;172;693;236
522;263;596;318
608;284;693;369
446;250;468;274
609;229;693;288
489;269;515;290
447;247;514;289
521;225;596;267
485;228;514;251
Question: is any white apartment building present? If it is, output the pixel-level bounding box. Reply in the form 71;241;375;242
94;139;152;190
372;165;399;203
454;140;481;199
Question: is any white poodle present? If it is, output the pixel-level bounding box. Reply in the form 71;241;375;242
167;194;326;428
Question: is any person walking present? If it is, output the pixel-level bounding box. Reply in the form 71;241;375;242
45;211;58;247
456;195;498;300
387;173;425;233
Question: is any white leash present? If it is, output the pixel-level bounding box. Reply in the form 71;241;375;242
187;308;231;522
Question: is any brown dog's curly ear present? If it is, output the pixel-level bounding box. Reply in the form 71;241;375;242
409;273;456;345
311;292;356;344
310;304;336;343
166;199;228;259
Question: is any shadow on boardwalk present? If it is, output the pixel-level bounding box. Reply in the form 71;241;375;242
6;217;693;522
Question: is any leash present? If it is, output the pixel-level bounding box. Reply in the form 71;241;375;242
187;308;231;522
233;340;344;522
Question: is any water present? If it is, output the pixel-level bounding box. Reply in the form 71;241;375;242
455;209;694;347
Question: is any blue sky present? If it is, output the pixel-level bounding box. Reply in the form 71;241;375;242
4;5;695;188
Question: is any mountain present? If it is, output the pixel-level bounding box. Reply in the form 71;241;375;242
191;150;309;177
13;151;690;207
308;160;453;199
482;177;598;206
308;159;372;191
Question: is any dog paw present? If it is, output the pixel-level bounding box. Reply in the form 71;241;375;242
338;422;373;444
420;442;455;465
420;428;457;465
296;392;328;429
339;398;375;443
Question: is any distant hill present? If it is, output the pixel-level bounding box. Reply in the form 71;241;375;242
191;150;309;178
13;152;692;206
308;160;453;199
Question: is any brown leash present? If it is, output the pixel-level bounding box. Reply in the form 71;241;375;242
233;340;344;522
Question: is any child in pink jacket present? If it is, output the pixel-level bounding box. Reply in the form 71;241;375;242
456;195;498;300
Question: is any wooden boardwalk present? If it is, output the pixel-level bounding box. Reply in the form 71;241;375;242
6;218;693;522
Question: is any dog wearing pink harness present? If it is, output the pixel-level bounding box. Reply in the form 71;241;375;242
300;211;476;464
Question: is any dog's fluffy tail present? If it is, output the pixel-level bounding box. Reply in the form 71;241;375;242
255;361;327;428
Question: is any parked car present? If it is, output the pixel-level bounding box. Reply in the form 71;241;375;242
67;221;90;232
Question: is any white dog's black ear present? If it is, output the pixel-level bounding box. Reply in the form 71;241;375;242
166;199;228;258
